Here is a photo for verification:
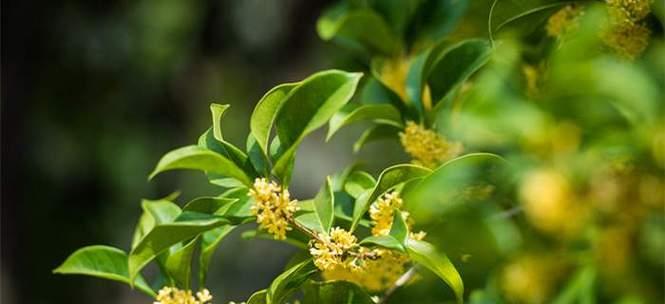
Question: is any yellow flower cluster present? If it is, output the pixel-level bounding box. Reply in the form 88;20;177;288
606;0;652;23
309;227;360;271
369;191;404;236
546;5;584;37
322;248;409;292
154;287;212;304
500;255;564;304
519;168;586;237
399;121;463;168
249;178;299;240
603;0;652;59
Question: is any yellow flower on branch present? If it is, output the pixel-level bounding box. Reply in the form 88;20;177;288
399;121;463;168
369;191;404;236
249;178;299;240
309;227;359;271
154;287;212;304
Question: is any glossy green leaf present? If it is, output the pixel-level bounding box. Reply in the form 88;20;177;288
343;170;376;199
353;124;401;153
199;225;235;284
132;198;181;249
128;212;230;284
198;127;251;175
313;177;335;235
359;235;405;252
389;209;408;244
247;289;268;304
164;237;198;289
273;70;362;183
53;245;155;297
327;103;403;141
317;5;401;56
406;153;507;222
427;39;492;105
351;164;431;231
182;196;237;215
303;280;374;304
247;134;270;177
149;145;252;186
267;259;317;304
210;103;230;141
250;83;299;154
406;239;464;304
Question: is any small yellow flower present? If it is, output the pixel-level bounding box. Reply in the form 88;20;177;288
399;121;463;168
249;178;299;240
369;191;404;236
500;255;564;304
606;0;652;23
309;227;359;271
322;248;410;292
154;287;212;304
546;5;584;37
602;21;651;60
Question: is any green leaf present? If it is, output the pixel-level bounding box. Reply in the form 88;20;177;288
198;127;251;175
427;39;492;105
303;280;374;304
247;134;270;177
406;153;507;222
389;209;408;244
273;70;362;183
406;239;464;304
164;237;198;289
53;245;155;297
313;177;335;235
489;0;572;35
250;83;299;154
210;103;230;141
199;225;235;285
327;103;403;141
247;289;268;304
359;235;405;252
149;145;252;186
267;259;317;304
182;196;237;215
351;164;431;231
353;124;401;153
411;0;469;48
343;170;376;199
128;212;230;284
132;198;182;249
317;5;401;56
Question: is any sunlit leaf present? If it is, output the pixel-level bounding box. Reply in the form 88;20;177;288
406;239;464;304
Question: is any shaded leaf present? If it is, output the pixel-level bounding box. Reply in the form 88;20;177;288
389;209;408;244
327;103;403;141
353;124;401;153
164;237;198;289
406;239;464;304
267;259;317;304
53;245;155;297
250;83;299;154
149;145;252;186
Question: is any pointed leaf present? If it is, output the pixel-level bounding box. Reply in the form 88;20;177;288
128;212;230;284
359;235;405;252
54;245;155;297
250;83;299;154
273;70;362;183
327;103;403;141
389;209;408;244
317;5;401;56
351;164;431;231
164;237;198;289
149;145;251;186
312;177;335;235
406;239;464;304
267;259;317;304
247;289;268;304
199;225;235;284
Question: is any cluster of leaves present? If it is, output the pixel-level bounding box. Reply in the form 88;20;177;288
54;0;664;303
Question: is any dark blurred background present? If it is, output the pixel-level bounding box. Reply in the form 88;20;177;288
2;1;411;303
